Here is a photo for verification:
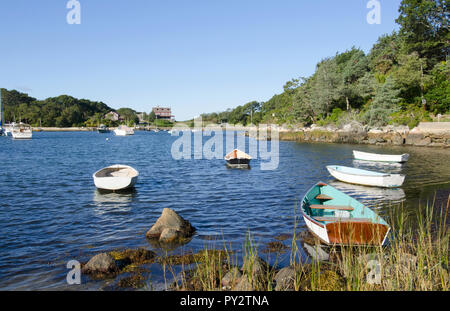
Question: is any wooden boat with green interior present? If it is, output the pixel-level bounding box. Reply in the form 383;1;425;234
301;182;390;246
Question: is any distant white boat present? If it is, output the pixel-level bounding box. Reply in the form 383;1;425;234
353;150;409;163
327;165;405;188
114;125;134;136
93;164;139;191
11;123;33;140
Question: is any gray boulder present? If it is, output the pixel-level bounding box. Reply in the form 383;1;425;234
341;121;366;134
274;266;296;291
146;208;196;243
221;267;242;288
82;253;118;274
233;275;254;291
241;256;268;279
303;243;330;262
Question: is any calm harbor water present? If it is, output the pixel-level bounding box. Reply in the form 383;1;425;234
0;131;449;290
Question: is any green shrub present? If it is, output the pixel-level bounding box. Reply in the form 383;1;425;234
390;105;432;129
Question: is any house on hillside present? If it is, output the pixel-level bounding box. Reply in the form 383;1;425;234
152;107;174;121
105;111;121;121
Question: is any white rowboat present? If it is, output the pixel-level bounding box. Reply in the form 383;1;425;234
353;150;409;163
327;165;405;188
93;165;139;191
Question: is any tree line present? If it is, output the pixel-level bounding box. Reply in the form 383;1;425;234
0;89;174;127
202;0;449;129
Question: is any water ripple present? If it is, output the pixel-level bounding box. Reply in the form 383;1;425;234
0;132;449;289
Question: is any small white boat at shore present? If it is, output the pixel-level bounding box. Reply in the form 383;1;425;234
327;165;405;188
114;125;134;136
353;150;409;163
93;165;139;191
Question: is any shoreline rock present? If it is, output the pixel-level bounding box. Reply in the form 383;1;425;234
81;253;119;276
275;122;450;148
146;208;196;243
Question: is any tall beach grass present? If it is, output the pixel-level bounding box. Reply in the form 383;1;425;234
161;197;448;291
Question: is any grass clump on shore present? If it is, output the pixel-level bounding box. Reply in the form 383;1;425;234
294;199;449;291
170;198;448;291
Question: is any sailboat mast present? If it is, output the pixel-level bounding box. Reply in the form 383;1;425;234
0;88;4;128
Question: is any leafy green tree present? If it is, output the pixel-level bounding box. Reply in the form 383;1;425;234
148;111;156;123
1;89;112;127
425;60;450;113
116;108;139;125
393;52;432;105
396;0;449;65
335;48;370;111
368;32;402;75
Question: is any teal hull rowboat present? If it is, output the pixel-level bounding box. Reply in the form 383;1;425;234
301;182;390;246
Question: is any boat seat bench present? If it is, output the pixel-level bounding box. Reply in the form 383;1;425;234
309;205;354;211
313;217;372;223
315;194;333;200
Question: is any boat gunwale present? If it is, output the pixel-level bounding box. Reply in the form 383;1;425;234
300;181;390;229
93;165;139;179
353;150;409;157
224;149;252;161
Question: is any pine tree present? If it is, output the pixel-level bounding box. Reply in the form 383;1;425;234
364;77;401;126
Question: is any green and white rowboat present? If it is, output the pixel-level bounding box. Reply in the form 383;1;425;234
301;182;390;246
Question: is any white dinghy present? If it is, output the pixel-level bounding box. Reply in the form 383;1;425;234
353;150;409;163
93;165;139;191
114;125;134;136
327;165;405;188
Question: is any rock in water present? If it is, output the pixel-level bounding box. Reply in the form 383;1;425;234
146;208;195;243
82;253;118;274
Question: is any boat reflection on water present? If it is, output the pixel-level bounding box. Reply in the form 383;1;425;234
302;242;330;262
92;188;138;215
327;181;406;209
352;160;404;173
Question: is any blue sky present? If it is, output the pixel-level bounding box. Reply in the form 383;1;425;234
0;0;402;120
